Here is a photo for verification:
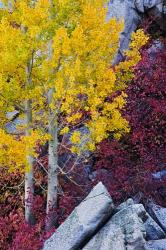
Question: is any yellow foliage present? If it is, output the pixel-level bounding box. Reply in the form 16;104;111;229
0;129;47;172
115;29;149;90
71;131;81;144
60;126;69;135
0;0;148;171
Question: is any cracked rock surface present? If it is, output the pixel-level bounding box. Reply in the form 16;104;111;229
43;185;166;250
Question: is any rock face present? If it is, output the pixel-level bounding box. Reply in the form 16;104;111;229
134;0;163;13
145;215;166;240
107;0;165;65
111;204;147;250
83;206;148;250
107;0;141;65
146;239;166;250
147;202;166;232
116;198;135;212
83;223;125;250
43;182;114;250
43;184;166;250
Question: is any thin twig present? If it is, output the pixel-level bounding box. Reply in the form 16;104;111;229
33;177;47;192
35;158;48;174
5;179;24;190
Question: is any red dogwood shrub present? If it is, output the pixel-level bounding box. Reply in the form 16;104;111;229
95;39;166;206
0;153;92;249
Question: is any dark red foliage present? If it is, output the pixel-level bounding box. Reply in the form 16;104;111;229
0;151;92;249
95;39;166;206
0;193;46;250
11;222;43;250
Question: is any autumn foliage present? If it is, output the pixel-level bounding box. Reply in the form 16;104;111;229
95;38;166;205
1;37;166;248
0;0;147;170
1;1;165;250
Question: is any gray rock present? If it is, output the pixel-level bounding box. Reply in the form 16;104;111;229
6;110;25;134
152;170;166;180
43;182;114;250
128;204;148;221
6;117;25;134
147;39;165;60
115;203;148;222
107;0;165;65
145;215;166;240
83;203;148;250
116;198;135;212
135;0;166;36
148;202;166;232
107;0;142;65
83;222;125;250
110;205;147;250
135;0;163;13
146;239;166;250
6;110;20;120
125;215;147;250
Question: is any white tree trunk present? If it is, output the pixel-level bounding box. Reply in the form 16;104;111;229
46;0;59;230
25;59;35;225
46;88;58;230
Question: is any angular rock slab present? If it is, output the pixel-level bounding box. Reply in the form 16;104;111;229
116;198;135;212
145;215;166;240
43;182;114;250
107;0;141;64
146;239;166;250
148;202;166;232
110;204;147;250
83;222;125;250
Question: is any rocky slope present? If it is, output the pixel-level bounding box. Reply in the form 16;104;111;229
43;182;166;250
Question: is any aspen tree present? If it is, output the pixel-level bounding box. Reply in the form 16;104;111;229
0;0;50;224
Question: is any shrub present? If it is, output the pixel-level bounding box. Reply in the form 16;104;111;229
95;39;166;206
